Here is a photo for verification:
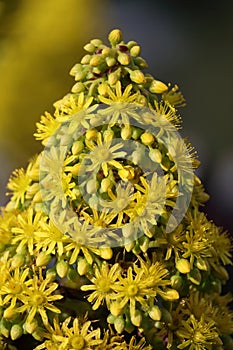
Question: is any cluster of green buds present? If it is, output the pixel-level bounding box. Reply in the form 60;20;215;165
0;29;232;350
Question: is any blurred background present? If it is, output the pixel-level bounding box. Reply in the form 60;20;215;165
0;0;232;266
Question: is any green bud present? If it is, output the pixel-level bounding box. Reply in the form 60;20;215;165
72;140;84;155
46;268;57;282
90;55;103;67
3;308;17;320
85;129;98;140
150;80;168;94
131;310;142;327
108;29;122;45
10;324;23;341
103;128;114;141
176;258;191;274
127;41;138;49
134;57;148;69
75;69;86;81
81;54;91;65
71;82;85;94
139;235;150;253
125;240;135;252
130;45;141;57
188;268;202;285
106;57;117;67
117;52;130;65
24;319;38;334
108;71;119;85
149;148;162;163
102;47;112;56
130;70;145;84
170;275;183;290
98;82;109;96
36;251;51;267
114;316;125;333
56;260;69;278
101;178;113;192
70;63;82;76
86;178;98;194
90;39;103;47
32;327;44;341
196;257;208;271
110;302;123;317
77;258;89;276
121;126;132;140
131;127;143;140
83;43;96;53
0;319;10;338
11;254;25;268
148;306;162;321
161;309;173;324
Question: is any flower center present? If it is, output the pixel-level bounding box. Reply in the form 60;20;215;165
99;149;111;161
98;279;111;293
8;282;22;294
31;292;45;305
71;335;85;349
127;284;138;296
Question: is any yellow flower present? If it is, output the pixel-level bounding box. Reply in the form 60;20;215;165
177;315;222;350
81;262;121;310
34;316;103;350
34;111;60;145
81;133;126;176
11;208;47;255
16;271;63;325
7;168;32;207
0;267;30;309
113;265;157;317
35;220;69;256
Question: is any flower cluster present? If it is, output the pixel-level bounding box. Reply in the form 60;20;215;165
0;29;232;349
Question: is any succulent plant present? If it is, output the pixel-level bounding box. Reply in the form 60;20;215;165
0;29;232;350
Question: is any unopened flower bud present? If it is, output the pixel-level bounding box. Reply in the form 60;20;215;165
81;54;91;65
77;258;89;276
24;319;38;334
11;254;25;268
134;57;148;69
83;43;96;53
101;178;113;192
188;268;202;285
141;132;154;146
10;324;23;341
130;70;145;84
90;39;102;47
130;45;141;57
86;179;98;194
36;252;51;267
149;148;162;163
161;289;179;301
148;306;162;321
121;126;132;140
103;128;114;141
72;140;84;155
114;316;125;333
102;47;112;56
98;82;109;96
32;327;44;341
108;29;122;45
108;71;119;85
150;80;168;94
71;82;85;93
106;57;116;67
131;310;142;327
118;166;134;181
110;302;123;317
99;247;113;260
56;260;69;278
117;52;130;65
3;308;17;320
171;275;183;290
176;258;191;274
90;55;103;67
85;129;98;141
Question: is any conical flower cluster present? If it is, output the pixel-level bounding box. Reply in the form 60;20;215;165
0;29;232;350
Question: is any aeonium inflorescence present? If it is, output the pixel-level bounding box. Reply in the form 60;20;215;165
0;28;232;349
